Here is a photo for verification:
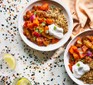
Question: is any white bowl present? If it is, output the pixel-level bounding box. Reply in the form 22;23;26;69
64;30;93;85
18;0;73;51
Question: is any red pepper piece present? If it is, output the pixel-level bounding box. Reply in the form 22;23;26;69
32;32;41;37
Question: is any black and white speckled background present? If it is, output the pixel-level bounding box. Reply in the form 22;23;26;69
0;0;77;85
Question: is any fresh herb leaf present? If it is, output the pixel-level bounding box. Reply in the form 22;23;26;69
34;11;37;15
81;59;85;62
35;29;39;32
54;26;57;30
33;37;36;41
39;29;43;33
51;5;55;9
77;63;80;67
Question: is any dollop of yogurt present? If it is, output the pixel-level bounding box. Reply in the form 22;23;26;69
72;61;90;78
48;24;63;39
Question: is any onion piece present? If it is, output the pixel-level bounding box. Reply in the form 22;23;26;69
30;15;35;22
86;51;92;56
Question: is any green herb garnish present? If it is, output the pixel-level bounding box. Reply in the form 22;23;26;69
50;5;55;12
34;11;37;15
35;28;39;32
35;29;39;32
39;29;43;33
54;26;57;30
51;5;55;9
33;37;36;41
81;59;85;62
77;63;80;67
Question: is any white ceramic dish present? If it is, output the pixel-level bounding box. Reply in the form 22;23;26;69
64;30;93;85
18;0;73;51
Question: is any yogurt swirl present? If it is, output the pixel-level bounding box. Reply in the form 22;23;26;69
48;24;63;39
72;61;90;78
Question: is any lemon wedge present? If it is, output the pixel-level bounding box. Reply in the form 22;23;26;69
3;53;16;70
16;78;31;85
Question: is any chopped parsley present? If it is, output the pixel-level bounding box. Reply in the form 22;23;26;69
34;11;37;15
35;28;39;32
81;59;85;62
77;63;80;67
39;29;43;33
33;37;36;41
50;5;55;12
54;26;57;30
51;5;55;9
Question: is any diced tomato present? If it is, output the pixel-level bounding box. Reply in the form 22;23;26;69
27;23;33;29
40;3;49;11
46;19;53;25
73;53;79;60
69;46;74;54
23;21;34;30
36;37;43;46
73;47;79;53
38;18;44;23
69;45;78;54
43;38;50;46
23;21;27;27
81;45;88;53
32;6;38;10
32;32;41;37
26;11;33;19
26;11;32;15
33;18;39;27
37;6;42;10
52;38;59;44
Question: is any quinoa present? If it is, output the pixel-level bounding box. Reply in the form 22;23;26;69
46;6;68;34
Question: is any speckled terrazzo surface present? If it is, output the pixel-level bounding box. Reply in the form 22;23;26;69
0;0;77;85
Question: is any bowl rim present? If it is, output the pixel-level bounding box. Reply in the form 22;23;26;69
18;0;73;51
64;29;93;85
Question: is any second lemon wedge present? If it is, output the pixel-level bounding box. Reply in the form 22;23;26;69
16;77;31;85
